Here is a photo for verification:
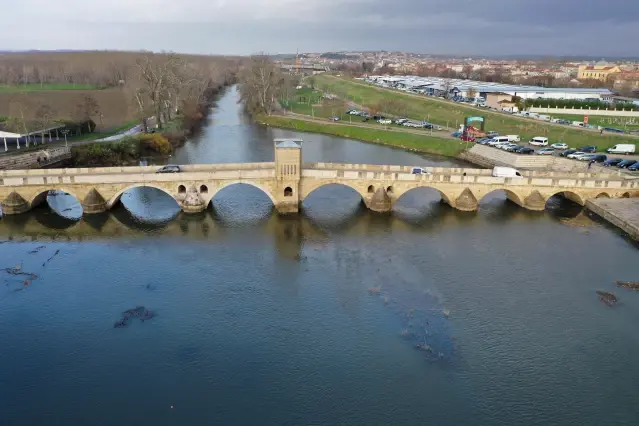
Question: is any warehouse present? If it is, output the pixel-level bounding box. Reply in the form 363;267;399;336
365;75;613;101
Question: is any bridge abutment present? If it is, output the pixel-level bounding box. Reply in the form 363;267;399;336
454;188;479;212
2;191;30;215
180;186;208;214
82;188;108;214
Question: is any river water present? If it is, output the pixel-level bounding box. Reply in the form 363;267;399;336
1;86;639;426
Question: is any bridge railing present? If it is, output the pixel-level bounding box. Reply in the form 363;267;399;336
0;162;275;177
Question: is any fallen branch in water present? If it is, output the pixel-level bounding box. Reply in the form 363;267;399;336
42;249;60;267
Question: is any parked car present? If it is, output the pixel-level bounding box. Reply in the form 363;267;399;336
329;116;340;121
560;149;577;157
603;127;625;134
451;131;462;138
529;137;548;146
411;167;431;175
477;138;492;145
378;119;392;124
537;148;555;155
432;125;443;131
506;144;521;152
394;118;408;124
578;146;597;153
486;131;499;138
592;154;607;163
576;153;597;161
603;158;624;167
618;159;638;169
628;163;639;171
517;147;535;154
460;135;476;142
551;143;568;150
567;151;586;159
156;165;181;173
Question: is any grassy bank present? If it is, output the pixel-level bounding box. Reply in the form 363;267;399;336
260;115;466;157
547;114;639;131
313;75;639;152
0;83;99;92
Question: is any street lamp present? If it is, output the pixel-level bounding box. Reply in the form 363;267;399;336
61;130;70;149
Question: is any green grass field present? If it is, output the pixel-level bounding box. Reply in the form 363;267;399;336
313;75;639;151
260;115;466;157
0;83;100;92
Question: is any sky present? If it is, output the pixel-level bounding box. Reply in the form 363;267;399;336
1;0;638;57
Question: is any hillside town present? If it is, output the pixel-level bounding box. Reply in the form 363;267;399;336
291;51;639;96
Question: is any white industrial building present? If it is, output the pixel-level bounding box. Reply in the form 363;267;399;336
363;75;612;101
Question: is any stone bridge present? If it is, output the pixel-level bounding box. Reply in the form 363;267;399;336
0;139;637;216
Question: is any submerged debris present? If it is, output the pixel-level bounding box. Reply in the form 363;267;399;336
596;290;618;307
115;306;155;328
28;246;46;254
367;286;381;295
42;249;60;267
615;281;639;290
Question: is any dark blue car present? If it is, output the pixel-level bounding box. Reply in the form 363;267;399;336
628;163;639;171
618;159;637;168
579;146;597;153
603;158;624;167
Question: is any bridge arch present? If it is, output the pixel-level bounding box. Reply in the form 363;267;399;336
393;186;454;206
478;189;524;206
30;188;82;208
206;181;277;206
301;182;369;202
107;184;179;209
546;190;585;206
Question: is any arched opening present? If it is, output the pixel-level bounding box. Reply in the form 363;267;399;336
386;186;394;194
200;185;209;194
209;183;274;224
545;191;584;219
284;187;293;197
478;189;525;220
622;192;631;198
178;185;186;194
30;190;83;221
110;186;180;223
392;186;454;220
302;183;365;223
596;192;610;199
367;185;375;194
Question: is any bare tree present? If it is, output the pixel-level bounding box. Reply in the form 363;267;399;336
8;93;32;146
378;98;408;117
75;94;100;132
238;54;284;116
35;102;58;140
466;87;477;100
441;80;453;99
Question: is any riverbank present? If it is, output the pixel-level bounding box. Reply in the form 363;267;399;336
259;114;466;157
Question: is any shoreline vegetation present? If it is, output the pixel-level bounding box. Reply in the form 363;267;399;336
259;115;466;157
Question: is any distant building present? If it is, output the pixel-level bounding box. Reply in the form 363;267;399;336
577;64;621;81
612;72;639;92
485;92;514;109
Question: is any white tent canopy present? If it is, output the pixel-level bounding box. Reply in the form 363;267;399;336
0;130;21;138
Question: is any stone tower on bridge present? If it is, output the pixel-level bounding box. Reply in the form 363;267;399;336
274;139;302;214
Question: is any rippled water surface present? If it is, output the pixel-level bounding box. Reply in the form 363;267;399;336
1;87;639;426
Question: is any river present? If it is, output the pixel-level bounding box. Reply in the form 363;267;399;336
1;86;639;426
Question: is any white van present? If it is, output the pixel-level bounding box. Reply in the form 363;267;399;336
488;136;510;146
606;144;636;155
492;167;523;178
571;121;585;127
529;136;548;146
506;135;520;142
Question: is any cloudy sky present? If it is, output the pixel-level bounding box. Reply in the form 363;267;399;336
2;0;637;56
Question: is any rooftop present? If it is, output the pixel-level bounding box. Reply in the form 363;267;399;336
274;139;302;149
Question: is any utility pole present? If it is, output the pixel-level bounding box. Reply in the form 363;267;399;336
61;130;70;149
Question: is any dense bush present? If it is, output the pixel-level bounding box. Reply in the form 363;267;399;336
71;138;140;167
139;133;171;154
525;98;639;111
